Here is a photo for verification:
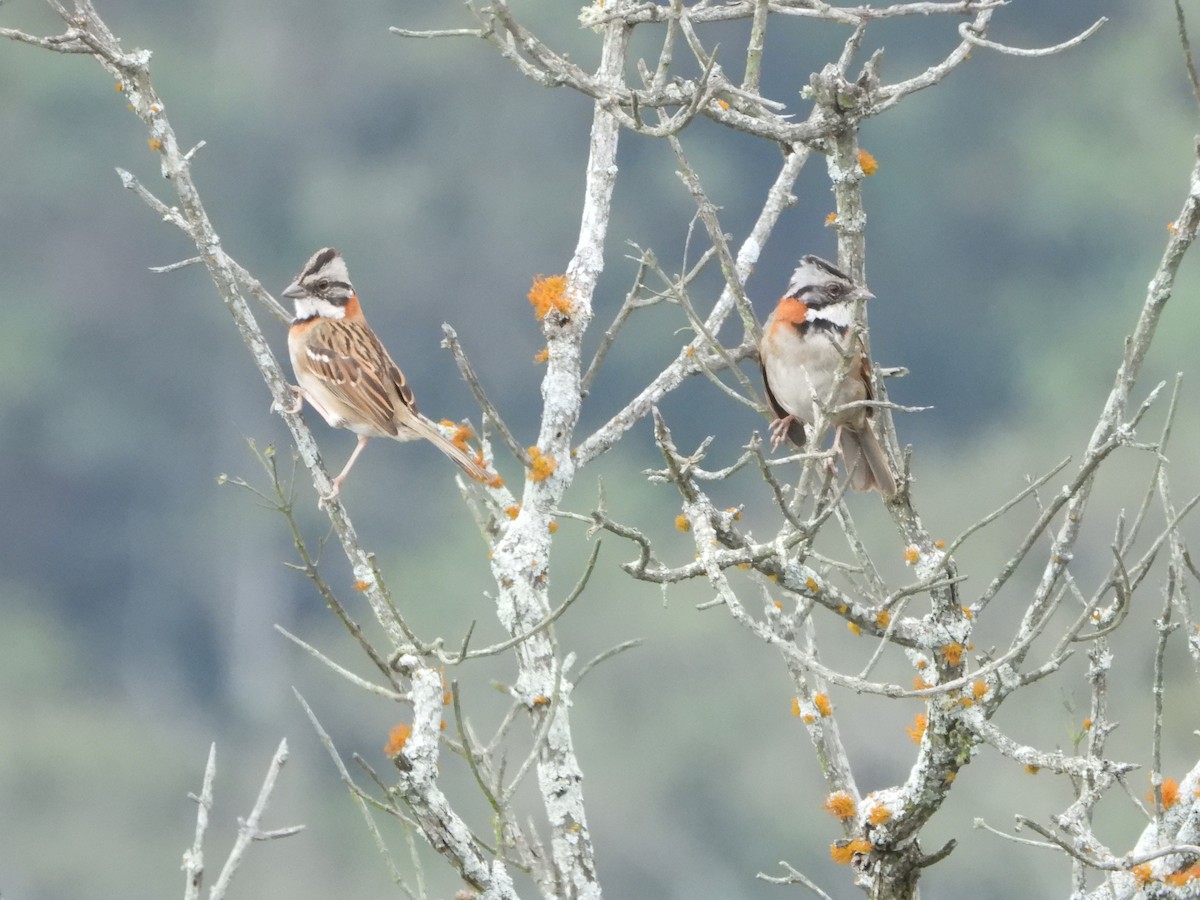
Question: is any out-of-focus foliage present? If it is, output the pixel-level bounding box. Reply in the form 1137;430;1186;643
1;2;1197;898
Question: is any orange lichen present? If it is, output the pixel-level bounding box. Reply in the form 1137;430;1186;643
675;514;691;533
941;642;965;667
115;81;123;91
1082;718;1092;731
825;211;838;225
1163;778;1180;808
1147;778;1180;809
848;621;862;636
527;446;557;482
1131;863;1154;886
904;546;919;565
1024;764;1040;775
791;697;802;717
533;347;549;364
353;580;370;592
814;693;832;718
830;839;872;865
934;539;945;549
450;423;475;451
972;680;988;700
717;98;730;110
548;521;559;534
806;577;820;593
822;791;857;820
945;772;956;784
725;506;742;521
384;723;412;758
528;274;571;320
913;676;930;691
531;695;551;707
772;600;783;610
960;606;974;620
505;505;521;520
148;137;162;152
1166;863;1200;886
868;805;892;826
906;714;927;744
916;659;928;670
1168;222;1179;234
876;610;891;629
857;148;878;175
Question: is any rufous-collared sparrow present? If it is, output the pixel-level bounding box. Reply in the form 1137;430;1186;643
759;254;896;497
282;248;491;499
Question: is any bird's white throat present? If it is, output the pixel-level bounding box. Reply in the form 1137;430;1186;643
808;301;853;328
294;296;346;321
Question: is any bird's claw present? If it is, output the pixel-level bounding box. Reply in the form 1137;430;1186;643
768;415;795;452
272;385;304;415
316;479;343;510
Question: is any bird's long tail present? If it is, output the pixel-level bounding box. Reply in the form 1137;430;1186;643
841;426;897;498
408;415;495;485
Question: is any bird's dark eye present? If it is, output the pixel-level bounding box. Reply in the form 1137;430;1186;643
317;279;330;292
827;282;843;297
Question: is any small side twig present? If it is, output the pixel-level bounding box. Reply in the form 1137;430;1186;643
208;739;303;900
1174;0;1200;110
958;17;1106;58
182;743;216;900
442;324;529;466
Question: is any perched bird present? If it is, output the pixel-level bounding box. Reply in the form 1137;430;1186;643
759;255;897;497
282;247;491;499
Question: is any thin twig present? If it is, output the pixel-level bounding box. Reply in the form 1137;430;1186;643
958;17;1106;58
756;861;835;899
294;692;415;893
448;541;601;662
209;739;302;900
1173;0;1200;110
150;255;203;274
442;324;529;466
575;638;644;687
390;26;484;38
275;625;407;701
182;743;216;900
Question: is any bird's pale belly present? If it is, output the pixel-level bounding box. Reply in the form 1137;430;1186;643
762;330;865;427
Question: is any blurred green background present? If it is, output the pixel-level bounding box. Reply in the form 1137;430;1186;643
2;2;1199;898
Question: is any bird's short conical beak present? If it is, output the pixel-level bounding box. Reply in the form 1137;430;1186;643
282;280;305;299
856;287;876;302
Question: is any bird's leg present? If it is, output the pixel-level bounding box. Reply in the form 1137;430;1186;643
320;435;370;504
769;414;796;451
